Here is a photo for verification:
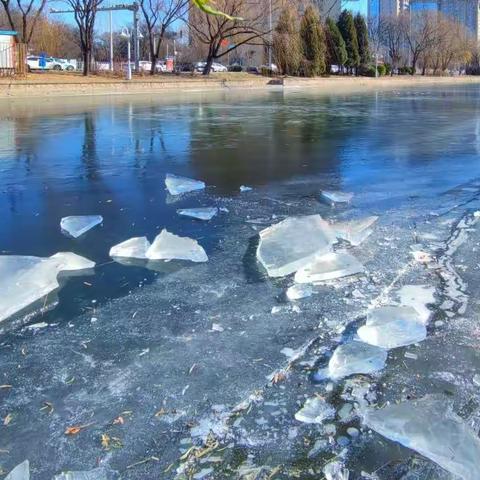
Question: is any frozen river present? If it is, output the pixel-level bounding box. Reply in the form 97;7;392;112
2;86;480;479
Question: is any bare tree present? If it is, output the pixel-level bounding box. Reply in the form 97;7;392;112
0;0;47;44
140;0;188;75
380;15;405;74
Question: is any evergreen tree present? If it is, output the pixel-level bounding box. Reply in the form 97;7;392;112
325;17;347;72
273;5;303;76
337;9;360;73
299;5;326;76
354;13;370;67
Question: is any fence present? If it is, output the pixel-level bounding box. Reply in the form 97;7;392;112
0;43;27;77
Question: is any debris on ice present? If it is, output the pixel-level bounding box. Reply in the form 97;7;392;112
357;306;426;349
257;215;336;277
332;216;378;246
411;250;434;264
294;251;364;284
0;253;95;324
146;229;208;262
397;284;435;324
319;341;388;380
177;207;218;221
294;397;335;424
240;185;252;192
323;460;350;480
60;215;103;238
4;460;29;480
321;190;353;206
165;173;205;196
53;466;119;479
286;284;313;301
364;395;480;480
109;237;150;259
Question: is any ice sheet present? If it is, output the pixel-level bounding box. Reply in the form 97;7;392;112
146;229;208;262
109;237;151;259
60;215;103;238
332;216;379;246
4;460;29;480
397;284;435;324
177;207;218;221
165;173;205;196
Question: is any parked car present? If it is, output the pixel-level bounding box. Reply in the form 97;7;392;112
26;56;75;72
138;60;167;73
228;64;243;72
194;61;228;73
174;62;194;73
246;66;260;74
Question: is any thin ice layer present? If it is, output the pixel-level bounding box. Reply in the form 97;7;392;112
60;215;103;238
109;237;150;259
295;397;335;424
364;396;480;480
256;215;336;278
398;284;435;324
0;253;95;323
146;229;208;263
54;467;118;480
321;190;353;205
177;207;218;221
357;306;426;349
325;341;387;380
332;216;379;246
4;460;29;480
165;173;205;196
294;251;364;284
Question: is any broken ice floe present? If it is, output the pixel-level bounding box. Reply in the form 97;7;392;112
323;460;350;480
317;341;388;380
256;215;336;277
165;173;205;196
294;251;364;284
109;236;150;259
240;185;252;192
357;306;426;349
0;253;95;324
147;229;208;263
177;207;218;221
4;460;29;480
321;190;353;206
294;397;335;424
60;215;103;238
332;216;378;246
53;466;119;480
397;284;435;324
364;395;480;480
286;284;313;301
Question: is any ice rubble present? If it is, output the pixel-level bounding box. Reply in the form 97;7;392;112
332;216;379;246
4;460;29;480
177;207;218;221
240;185;252;192
364;396;480;480
294;251;364;284
397;284;435;324
286;284;313;301
321;190;353;206
146;229;208;262
294;396;335;424
323;460;350;480
60;215;103;238
357;306;426;349
256;215;336;277
109;236;150;259
165;173;205;196
0;253;95;323
54;467;118;480
317;341;388;380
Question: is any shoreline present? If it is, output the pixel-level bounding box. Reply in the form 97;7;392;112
0;73;480;99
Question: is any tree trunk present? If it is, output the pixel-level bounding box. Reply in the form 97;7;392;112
203;52;214;75
83;49;90;76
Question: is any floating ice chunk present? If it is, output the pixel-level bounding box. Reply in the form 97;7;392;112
109;237;150;259
295;251;364;284
5;460;29;480
257;215;336;277
51;252;95;272
295;397;335;424
286;284;313;301
357;306;426;349
323;460;350;480
177;207;218;221
165;173;205;196
325;341;387;380
53;467;118;480
146;229;208;262
321;190;353;206
398;284;435;324
332;216;378;246
240;185;252;192
60;215;103;238
364;396;480;480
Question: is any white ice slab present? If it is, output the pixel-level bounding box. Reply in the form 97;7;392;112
109;237;150;259
177;207;218;221
60;215;103;238
364;396;480;480
398;284;435;324
357;306;426;349
332;216;378;246
165;173;205;196
321;190;353;206
294;251;364;284
286;284;313;301
54;467;118;480
146;229;208;263
240;185;252;192
295;397;335;424
257;215;336;278
51;252;95;272
4;460;29;480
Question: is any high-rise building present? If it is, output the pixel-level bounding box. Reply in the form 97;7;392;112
368;0;409;21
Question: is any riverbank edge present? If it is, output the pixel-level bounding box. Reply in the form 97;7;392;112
1;75;480;99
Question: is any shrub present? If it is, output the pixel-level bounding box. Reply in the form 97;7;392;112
376;64;386;76
384;63;392;75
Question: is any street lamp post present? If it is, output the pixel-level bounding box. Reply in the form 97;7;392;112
121;27;132;80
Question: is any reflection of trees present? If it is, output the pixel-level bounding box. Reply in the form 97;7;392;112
82;112;99;180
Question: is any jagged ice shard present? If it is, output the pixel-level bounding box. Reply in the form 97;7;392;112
357;306;427;349
286;284;313;301
294;251;364;284
294;397;335;424
332;216;379;246
0;253;95;324
109;237;151;259
177;207;218;221
146;229;208;262
320;190;353;206
256;215;336;277
4;460;29;480
60;215;103;238
165;173;205;196
364;396;480;480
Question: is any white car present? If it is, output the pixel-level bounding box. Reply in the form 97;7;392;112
138;60;167;73
27;56;75;71
194;61;228;73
